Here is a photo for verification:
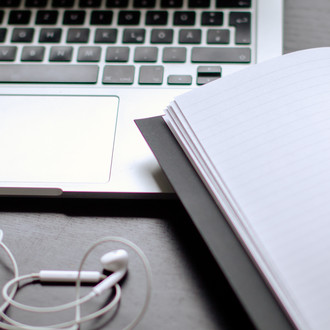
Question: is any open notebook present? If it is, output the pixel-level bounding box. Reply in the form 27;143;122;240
164;47;330;330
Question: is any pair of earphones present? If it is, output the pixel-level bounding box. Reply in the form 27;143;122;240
0;229;152;330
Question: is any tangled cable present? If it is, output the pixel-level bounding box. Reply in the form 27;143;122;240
0;229;152;330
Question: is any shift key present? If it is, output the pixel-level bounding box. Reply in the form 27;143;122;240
191;47;251;63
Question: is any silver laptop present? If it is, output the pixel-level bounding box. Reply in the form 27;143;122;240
0;0;283;197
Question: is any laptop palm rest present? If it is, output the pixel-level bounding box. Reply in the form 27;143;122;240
0;95;118;184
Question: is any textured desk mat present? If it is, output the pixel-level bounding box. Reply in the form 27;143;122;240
136;116;294;330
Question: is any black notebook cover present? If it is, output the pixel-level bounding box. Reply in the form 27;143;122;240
135;116;294;330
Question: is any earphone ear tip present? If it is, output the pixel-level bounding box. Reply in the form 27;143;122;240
101;249;129;272
101;249;128;262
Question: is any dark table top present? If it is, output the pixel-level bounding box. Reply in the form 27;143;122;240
0;198;254;329
1;1;330;329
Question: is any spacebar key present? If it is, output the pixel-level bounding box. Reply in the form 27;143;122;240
0;65;99;83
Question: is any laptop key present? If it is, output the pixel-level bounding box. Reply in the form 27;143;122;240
106;46;129;62
102;65;134;84
229;12;251;44
0;11;3;23
25;0;47;7
36;10;58;24
0;0;20;7
191;47;251;63
122;28;145;43
39;28;62;42
67;28;89;43
201;12;223;26
21;46;45;61
0;28;7;42
94;28;117;43
52;0;74;7
133;0;155;8
207;29;229;44
63;10;85;25
49;46;73;61
0;46;17;61
161;0;183;8
139;65;163;84
216;0;251;8
174;11;195;25
91;10;113;25
0;64;98;83
197;76;218;85
134;46;158;62
162;47;186;62
8;10;31;24
167;74;192;85
188;0;210;8
79;0;101;7
11;28;34;42
118;11;140;25
179;29;201;44
150;29;173;43
197;65;221;85
77;46;101;62
146;11;168;25
106;0;128;8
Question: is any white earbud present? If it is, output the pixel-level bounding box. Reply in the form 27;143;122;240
0;229;3;243
93;249;129;296
39;249;129;295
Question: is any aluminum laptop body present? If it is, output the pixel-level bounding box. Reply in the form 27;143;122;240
0;0;283;197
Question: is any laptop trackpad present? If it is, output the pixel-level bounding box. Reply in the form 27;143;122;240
0;95;118;183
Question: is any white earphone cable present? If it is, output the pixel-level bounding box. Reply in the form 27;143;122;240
0;240;19;314
2;274;95;313
0;233;152;330
73;236;152;330
1;284;121;330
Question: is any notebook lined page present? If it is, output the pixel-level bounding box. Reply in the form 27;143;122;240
166;48;330;330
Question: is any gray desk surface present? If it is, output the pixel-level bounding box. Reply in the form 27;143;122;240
1;1;330;329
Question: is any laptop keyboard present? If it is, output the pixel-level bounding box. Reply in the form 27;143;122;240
0;0;254;86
